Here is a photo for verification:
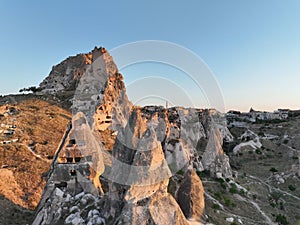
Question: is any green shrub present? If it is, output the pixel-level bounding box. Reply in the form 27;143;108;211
217;178;225;183
288;185;296;191
275;214;289;225
176;169;184;175
270;167;278;173
229;184;238;194
217;178;227;189
255;149;262;154
239;189;246;196
196;170;210;178
283;139;289;144
223;195;233;207
214;192;222;200
252;194;257;200
212;204;220;209
230;187;237;194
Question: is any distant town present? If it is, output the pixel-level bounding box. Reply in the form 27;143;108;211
226;108;300;128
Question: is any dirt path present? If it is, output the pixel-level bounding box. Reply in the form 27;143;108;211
13;143;50;163
204;192;264;225
247;175;300;201
235;194;275;225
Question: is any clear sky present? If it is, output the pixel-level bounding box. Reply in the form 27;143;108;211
0;0;299;112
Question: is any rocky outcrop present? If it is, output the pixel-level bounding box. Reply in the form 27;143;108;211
177;170;205;220
33;188;105;225
39;47;108;94
71;47;131;129
111;191;189;225
45;45;133;150
103;106;230;224
94;72;131;132
32;47;131;225
198;109;233;178
200;123;232;178
32;45;234;225
232;129;262;155
105;108;188;225
32;113;105;225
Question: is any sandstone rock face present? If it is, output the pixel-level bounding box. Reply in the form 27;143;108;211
103;106;230;224
201;123;232;178
32;113;105;225
114;192;188;225
33;47;132;225
199;110;233;178
155;107;233;179
39;47;107;94
177;170;205;220
72;47;132;129
106;108;188;225
94;73;131;132
33;188;105;225
33;46;234;225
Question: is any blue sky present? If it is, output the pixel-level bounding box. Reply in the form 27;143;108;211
0;1;299;112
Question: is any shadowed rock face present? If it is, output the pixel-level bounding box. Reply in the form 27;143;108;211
105;106;229;223
107;108;188;225
177;170;205;219
134;106;233;179
32;46;233;225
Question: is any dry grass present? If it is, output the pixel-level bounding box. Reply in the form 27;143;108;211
0;98;71;211
0;194;33;225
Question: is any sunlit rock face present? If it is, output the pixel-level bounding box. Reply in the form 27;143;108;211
71;47;132;130
39;47;107;94
32;113;106;225
32;46;233;225
32;47;132;225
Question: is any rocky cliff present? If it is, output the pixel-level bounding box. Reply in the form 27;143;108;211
32;46;233;225
39;47;107;94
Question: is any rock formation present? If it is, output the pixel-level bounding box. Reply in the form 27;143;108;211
105;108;188;225
177;170;205;219
39;47;108;94
32;45;233;225
33;47;131;225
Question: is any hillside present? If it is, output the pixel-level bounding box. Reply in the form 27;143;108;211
0;46;299;225
31;47;227;225
229;117;300;224
0;98;71;224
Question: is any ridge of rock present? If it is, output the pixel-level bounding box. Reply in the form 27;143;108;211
39;47;108;94
32;46;233;225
